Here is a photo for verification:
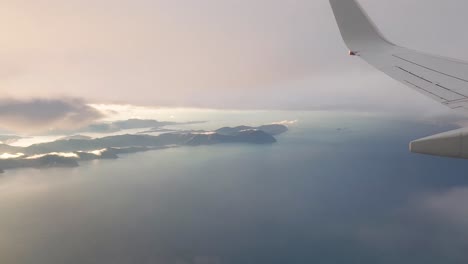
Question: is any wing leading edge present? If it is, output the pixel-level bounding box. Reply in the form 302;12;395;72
330;0;468;111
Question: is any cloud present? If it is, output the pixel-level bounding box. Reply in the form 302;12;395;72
1;0;467;111
416;188;468;230
357;188;468;263
0;153;24;159
272;120;298;126
26;152;80;160
0;98;103;133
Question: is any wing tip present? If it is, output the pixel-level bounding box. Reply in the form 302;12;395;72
329;0;395;51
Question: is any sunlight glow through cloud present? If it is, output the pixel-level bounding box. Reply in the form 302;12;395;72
0;153;25;159
26;152;79;160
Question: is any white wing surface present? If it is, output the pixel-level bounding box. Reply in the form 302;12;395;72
330;0;468;111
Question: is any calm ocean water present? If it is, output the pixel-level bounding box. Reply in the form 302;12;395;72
1;111;468;264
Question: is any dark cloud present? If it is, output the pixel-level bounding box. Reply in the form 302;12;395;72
0;98;103;133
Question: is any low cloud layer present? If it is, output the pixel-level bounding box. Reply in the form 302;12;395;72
0;98;103;133
357;188;468;263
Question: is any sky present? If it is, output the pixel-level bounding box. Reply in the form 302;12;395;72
2;0;468;113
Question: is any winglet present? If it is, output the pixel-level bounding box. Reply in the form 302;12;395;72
329;0;395;52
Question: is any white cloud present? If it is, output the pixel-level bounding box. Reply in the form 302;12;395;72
0;153;24;159
26;152;79;160
272;120;298;126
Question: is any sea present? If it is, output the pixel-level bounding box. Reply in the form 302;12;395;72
1;110;468;264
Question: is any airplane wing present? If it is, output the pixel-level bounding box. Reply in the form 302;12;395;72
329;0;468;111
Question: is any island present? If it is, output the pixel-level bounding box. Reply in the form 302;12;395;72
0;123;288;173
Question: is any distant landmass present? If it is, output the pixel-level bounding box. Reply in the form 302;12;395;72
0;144;23;154
0;123;288;173
0;135;23;145
79;119;178;133
76;119;206;134
59;135;93;141
137;128;178;134
216;124;288;136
